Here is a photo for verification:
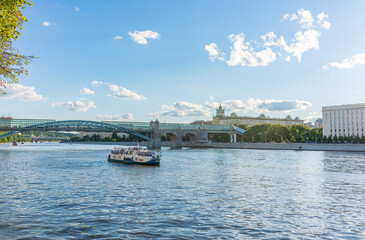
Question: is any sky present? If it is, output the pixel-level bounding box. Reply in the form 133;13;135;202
1;0;365;123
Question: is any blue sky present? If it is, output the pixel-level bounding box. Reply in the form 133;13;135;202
1;0;365;123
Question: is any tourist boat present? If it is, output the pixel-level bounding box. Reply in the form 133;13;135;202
108;147;161;166
12;141;17;146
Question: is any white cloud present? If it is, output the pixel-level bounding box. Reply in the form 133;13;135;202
128;30;160;45
108;84;146;100
52;100;96;112
42;21;51;27
0;84;47;102
80;87;95;95
323;53;365;69
248;98;312;112
75;6;80;12
226;33;276;67
283;29;320;62
91;80;109;87
283;9;314;29
210;9;330;66
317;12;331;30
205;43;225;61
114;35;123;40
205;98;311;113
150;101;211;118
282;13;298;21
204;99;248;113
96;113;134;121
303;112;322;123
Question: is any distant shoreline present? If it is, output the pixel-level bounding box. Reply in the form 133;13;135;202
185;142;365;153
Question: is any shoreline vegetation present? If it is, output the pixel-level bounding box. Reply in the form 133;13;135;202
3;124;365;145
69;124;365;144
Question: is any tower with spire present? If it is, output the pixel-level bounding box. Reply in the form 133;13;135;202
215;103;225;117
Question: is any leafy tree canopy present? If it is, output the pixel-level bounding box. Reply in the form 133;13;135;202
0;0;33;94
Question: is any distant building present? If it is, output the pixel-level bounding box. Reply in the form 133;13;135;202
79;132;128;139
322;103;365;137
0;117;55;128
304;122;315;129
212;104;304;127
314;118;323;128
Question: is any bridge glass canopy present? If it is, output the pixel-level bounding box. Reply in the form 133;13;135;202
102;121;233;131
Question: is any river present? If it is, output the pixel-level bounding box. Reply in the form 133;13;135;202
0;143;364;239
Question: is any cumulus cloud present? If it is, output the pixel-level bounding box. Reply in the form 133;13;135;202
323;53;365;69
251;98;312;112
317;12;331;30
128;30;160;45
205;98;311;113
91;80;109;87
303;112;322;123
150;101;211;118
208;9;330;66
205;43;225;61
52;100;96;112
204;99;248;113
114;35;123;40
42;21;51;27
108;84;146;100
80;87;95;95
0;84;47;102
96;113;134;121
226;34;276;67
283;29;320;62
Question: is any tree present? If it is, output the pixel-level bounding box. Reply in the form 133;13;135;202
0;0;34;94
333;135;338;143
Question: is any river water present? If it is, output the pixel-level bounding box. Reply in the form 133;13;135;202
0;143;364;239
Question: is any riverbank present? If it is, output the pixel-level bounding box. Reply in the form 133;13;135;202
186;142;365;152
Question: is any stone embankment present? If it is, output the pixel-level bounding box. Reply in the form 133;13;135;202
185;142;365;152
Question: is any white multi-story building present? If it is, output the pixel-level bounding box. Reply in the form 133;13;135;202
322;103;365;137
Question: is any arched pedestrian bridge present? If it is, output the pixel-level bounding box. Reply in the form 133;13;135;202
0;120;245;149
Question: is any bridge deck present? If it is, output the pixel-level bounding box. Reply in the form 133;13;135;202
102;121;234;131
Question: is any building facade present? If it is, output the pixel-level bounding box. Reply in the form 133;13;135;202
0;117;55;128
322;103;365;137
79;132;129;139
212;104;304;127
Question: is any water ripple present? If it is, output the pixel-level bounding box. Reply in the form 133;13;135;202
0;143;364;239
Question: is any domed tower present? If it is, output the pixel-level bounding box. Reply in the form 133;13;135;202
216;103;225;117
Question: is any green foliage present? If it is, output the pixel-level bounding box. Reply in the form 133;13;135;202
240;124;319;143
69;133;146;143
209;133;230;142
0;131;31;143
0;0;34;94
333;135;338;143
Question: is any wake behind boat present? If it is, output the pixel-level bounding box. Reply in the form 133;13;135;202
108;147;161;166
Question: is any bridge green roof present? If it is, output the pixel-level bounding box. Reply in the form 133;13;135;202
102;121;234;131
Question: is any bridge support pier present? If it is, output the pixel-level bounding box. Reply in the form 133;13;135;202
230;133;237;143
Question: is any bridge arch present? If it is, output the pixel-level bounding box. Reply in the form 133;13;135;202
164;132;181;149
0;120;151;141
183;132;198;144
